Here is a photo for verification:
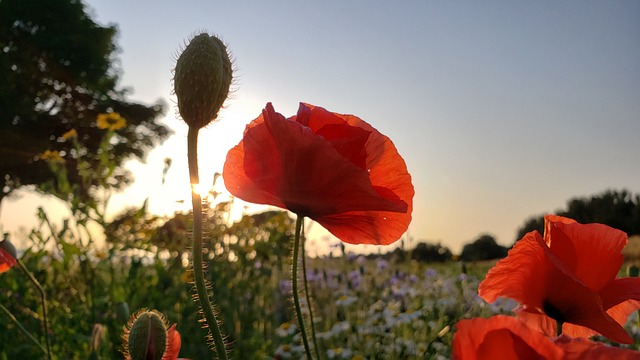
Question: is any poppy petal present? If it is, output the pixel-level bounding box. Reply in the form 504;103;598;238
452;315;563;360
0;247;16;273
605;299;640;328
544;215;627;292
314;209;411;245
600;278;640;310
478;231;548;307
513;307;557;337
163;324;181;360
299;103;414;218
555;334;640;360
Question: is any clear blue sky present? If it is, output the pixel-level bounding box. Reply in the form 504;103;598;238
3;1;639;254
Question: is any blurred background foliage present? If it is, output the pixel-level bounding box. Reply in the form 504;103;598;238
0;0;169;205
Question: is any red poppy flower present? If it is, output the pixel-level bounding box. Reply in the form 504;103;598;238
479;215;640;344
452;315;564;360
453;315;640;360
223;103;414;245
0;239;17;273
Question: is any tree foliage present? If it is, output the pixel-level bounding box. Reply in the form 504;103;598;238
0;0;169;204
411;241;453;263
459;234;508;262
515;189;640;244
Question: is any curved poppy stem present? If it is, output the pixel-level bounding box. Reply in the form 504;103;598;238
187;127;229;360
300;224;320;360
292;215;313;360
0;304;47;355
17;259;52;360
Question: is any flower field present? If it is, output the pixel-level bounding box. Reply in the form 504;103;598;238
1;211;639;359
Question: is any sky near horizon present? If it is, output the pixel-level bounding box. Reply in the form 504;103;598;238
2;1;640;255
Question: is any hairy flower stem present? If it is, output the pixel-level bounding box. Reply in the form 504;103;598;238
292;215;313;360
17;259;52;360
0;304;47;355
188;127;229;360
300;225;320;360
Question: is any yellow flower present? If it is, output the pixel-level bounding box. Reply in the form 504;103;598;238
96;112;127;131
181;270;194;283
62;128;78;140
39;149;64;163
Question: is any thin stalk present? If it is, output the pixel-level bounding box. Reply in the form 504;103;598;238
300;223;320;360
17;259;52;360
187;127;229;360
556;320;563;337
0;304;47;355
292;215;313;360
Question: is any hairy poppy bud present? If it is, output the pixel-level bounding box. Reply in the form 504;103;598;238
174;33;233;129
124;310;167;360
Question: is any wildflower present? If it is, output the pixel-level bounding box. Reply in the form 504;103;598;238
122;309;183;360
274;344;303;359
174;33;232;129
335;295;357;307
275;322;297;337
0;237;17;273
223;103;414;245
327;347;352;359
97;112;127;131
479;215;640;343
38;149;64;163
62;128;78;140
453;315;640;360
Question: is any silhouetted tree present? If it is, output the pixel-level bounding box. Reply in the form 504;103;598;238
514;215;545;244
0;0;169;204
460;234;508;262
411;241;453;263
514;189;640;245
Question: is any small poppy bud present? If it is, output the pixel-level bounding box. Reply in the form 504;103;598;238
174;33;233;129
124;310;167;360
115;301;130;323
628;264;640;277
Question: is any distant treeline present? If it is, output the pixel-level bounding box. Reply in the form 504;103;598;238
515;189;640;243
361;189;640;264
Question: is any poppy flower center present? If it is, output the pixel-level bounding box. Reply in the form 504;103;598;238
542;301;565;323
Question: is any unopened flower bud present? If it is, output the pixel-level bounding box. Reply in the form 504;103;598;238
115;301;130;323
628;264;640;278
174;33;233;129
124;310;167;360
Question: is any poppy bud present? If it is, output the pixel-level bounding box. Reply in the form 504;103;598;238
628;264;640;277
174;33;233;129
124;310;167;360
115;301;130;323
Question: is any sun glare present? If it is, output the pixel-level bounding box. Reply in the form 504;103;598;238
191;183;209;198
